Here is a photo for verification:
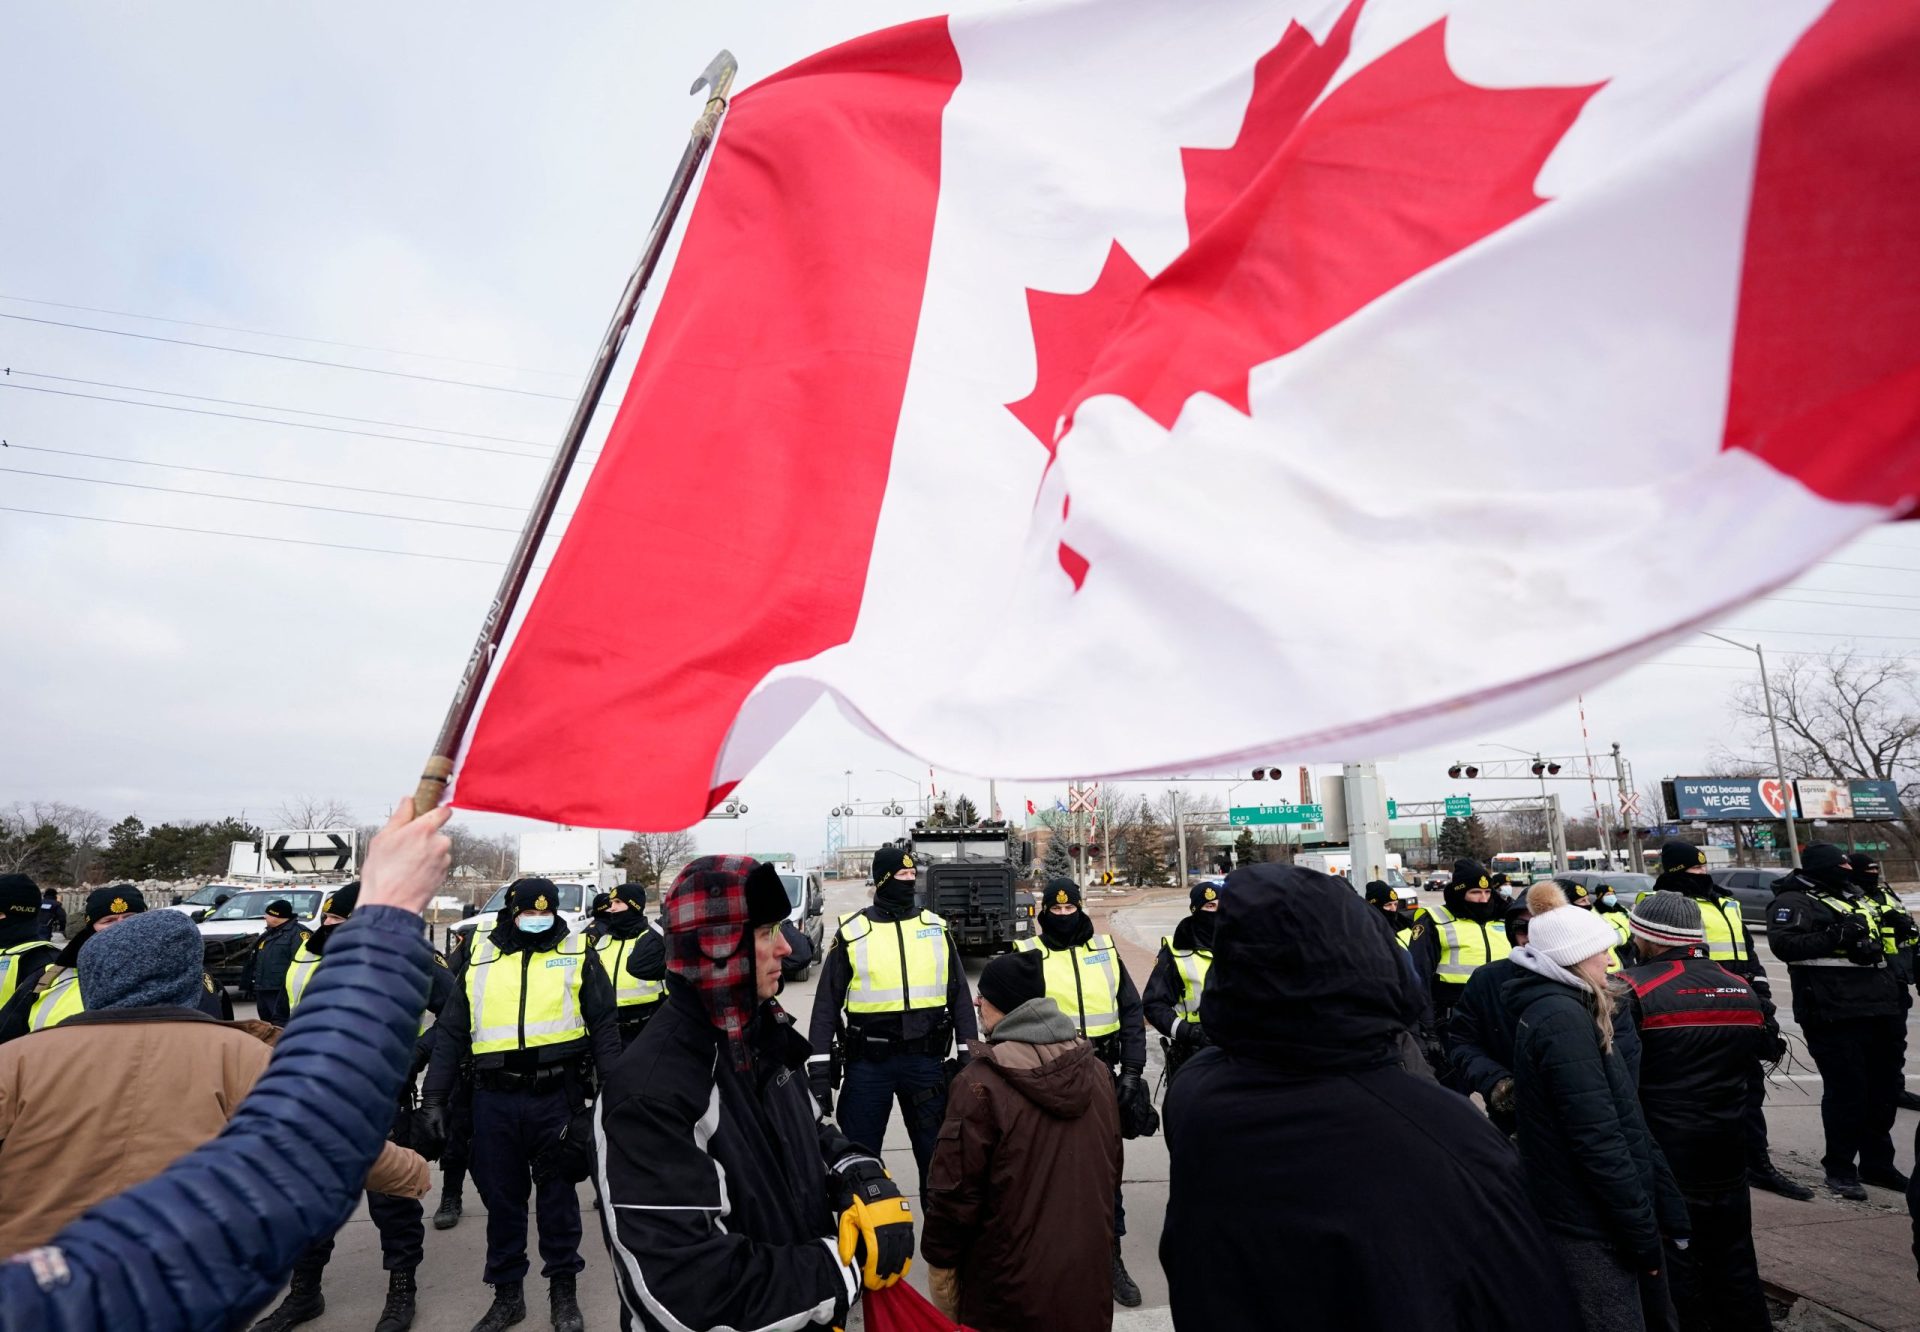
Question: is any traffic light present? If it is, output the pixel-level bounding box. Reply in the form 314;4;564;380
1448;763;1478;779
1447;765;1461;779
1251;768;1270;779
1529;761;1564;776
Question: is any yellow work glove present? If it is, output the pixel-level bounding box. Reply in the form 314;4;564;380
832;1155;916;1290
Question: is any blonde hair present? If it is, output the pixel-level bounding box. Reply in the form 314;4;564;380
1580;968;1619;1054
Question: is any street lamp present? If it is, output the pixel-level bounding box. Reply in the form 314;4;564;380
742;821;769;853
1700;632;1802;868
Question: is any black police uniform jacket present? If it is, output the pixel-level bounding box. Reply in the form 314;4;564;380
597;976;863;1332
243;918;308;994
1765;870;1906;1024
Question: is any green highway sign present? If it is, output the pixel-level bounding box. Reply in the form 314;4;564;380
1230;804;1324;826
1445;797;1472;818
1387;799;1396;819
1751;826;1775;848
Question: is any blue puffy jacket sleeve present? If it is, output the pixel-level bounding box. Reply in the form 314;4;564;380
0;905;432;1332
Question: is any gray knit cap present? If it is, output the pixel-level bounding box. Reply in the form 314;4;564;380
77;909;206;1010
1628;890;1705;950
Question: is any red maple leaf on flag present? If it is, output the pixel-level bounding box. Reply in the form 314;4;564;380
1007;1;1603;588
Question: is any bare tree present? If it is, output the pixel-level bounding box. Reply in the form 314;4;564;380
275;795;355;830
1718;647;1920;855
0;802;111;883
617;830;698;891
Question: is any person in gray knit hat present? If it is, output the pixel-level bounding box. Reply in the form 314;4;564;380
79;910;208;1010
1621;890;1779;1330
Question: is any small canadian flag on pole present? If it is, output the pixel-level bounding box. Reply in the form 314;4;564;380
452;0;1920;832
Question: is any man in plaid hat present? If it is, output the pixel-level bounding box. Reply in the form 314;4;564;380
598;856;915;1332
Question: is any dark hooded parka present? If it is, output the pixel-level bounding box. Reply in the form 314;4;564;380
1161;863;1580;1332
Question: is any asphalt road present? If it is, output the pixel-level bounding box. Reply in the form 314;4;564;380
241;878;1917;1331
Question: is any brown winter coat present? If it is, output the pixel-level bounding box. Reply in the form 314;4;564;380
0;1005;428;1254
922;998;1122;1332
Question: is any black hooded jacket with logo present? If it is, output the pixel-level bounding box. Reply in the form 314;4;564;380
1161;864;1579;1332
1766;867;1906;1023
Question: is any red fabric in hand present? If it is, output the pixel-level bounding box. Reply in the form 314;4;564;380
863;1282;976;1332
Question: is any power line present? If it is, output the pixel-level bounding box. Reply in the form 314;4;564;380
1775;585;1920;603
1759;594;1920;613
0;464;523;533
0;293;572;379
6;368;548;446
1817;558;1920;575
1;443;532;512
0;381;550;460
0;504;502;565
0;312;574;401
1716;624;1920;642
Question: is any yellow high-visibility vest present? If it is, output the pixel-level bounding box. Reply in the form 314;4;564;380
1865;887;1909;958
1425;907;1510;986
839;911;950;1014
285;942;322;1010
28;969;82;1031
0;941;51;1009
464;933;591;1054
593;931;666;1010
1597;910;1632;974
1634;888;1751;966
1159;936;1212;1023
1017;935;1122;1037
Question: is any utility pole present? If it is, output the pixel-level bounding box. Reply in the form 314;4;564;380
1175;807;1189;887
1611;743;1642;870
1343;762;1389;885
1757;645;1803;868
1546;793;1569;874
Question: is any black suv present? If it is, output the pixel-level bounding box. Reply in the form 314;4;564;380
1708;867;1791;929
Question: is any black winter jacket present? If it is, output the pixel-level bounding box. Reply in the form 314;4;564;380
1765;870;1906;1024
243;919;309;994
598;977;862;1332
1622;950;1774;1191
1651;871;1771;997
1163;865;1580;1332
1141;913;1211;1040
1446;956;1524;1111
1505;966;1688;1269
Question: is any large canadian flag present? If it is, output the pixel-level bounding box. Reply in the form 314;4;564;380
454;0;1919;831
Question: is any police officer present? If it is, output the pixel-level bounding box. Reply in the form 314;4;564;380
1362;879;1423;945
1847;851;1920;1111
0;885;230;1041
34;883;66;941
418;878;621;1332
1767;842;1909;1200
1407;859;1511;1024
1018;876;1152;1308
1143;881;1218;1078
434;925;479;1232
1639;840;1813;1201
251;882;455;1332
1557;879;1632;973
0;876;58;1020
808;845;977;1193
590;881;667;1047
243;898;308;1026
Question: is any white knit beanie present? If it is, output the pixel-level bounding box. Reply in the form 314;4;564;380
1524;903;1621;967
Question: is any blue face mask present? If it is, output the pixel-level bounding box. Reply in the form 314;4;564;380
1601;893;1619;909
517;914;556;933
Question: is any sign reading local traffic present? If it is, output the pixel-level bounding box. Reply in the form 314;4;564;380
1229;804;1323;826
1445;797;1472;817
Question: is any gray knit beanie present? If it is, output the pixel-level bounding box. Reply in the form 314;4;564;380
1628;890;1706;950
78;909;206;1010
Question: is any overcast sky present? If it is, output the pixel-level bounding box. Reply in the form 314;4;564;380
3;2;1914;867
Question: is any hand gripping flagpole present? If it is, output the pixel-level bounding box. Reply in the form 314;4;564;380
411;50;739;818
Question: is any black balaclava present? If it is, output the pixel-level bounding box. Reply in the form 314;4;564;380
0;874;41;949
1801;842;1855;895
871;845;918;919
1185;909;1219;951
1038;876;1094;949
601;882;651;939
308;880;360;956
1846;851;1883;896
1443;859;1501;923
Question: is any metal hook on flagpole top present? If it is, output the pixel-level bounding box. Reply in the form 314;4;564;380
410;49;740;820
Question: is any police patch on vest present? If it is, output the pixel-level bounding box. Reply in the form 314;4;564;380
916;926;943;939
545;956;577;968
1774;907;1793;923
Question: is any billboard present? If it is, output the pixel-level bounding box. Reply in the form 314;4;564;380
1848;780;1904;821
1793;779;1853;820
1667;778;1793;821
